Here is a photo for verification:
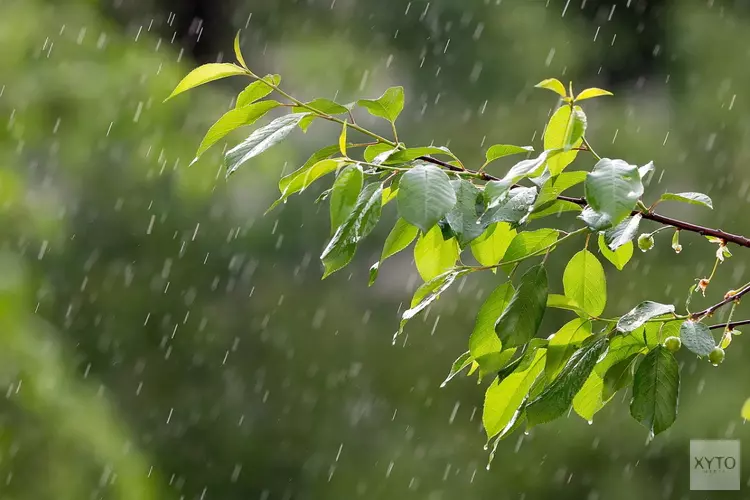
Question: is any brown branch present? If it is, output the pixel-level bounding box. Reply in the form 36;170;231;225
691;282;750;320
709;318;750;330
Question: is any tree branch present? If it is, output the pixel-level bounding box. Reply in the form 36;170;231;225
709;318;750;330
691;282;750;320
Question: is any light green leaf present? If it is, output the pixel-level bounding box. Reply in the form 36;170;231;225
659;192;713;209
742;399;750;420
397;164;457;232
602;353;639;400
501;229;559;264
292;98;349;116
679;320;715;356
477;350;519;381
414;225;459;282
544;106;585;174
338;122;347;157
226;113;307;176
442;351;473;386
535;78;567;97
381;218;419;261
528;200;582;221
563;249;607;317
639;161;655;181
534;171;587;208
322;242;355;278
573;334;647;421
236;75;280;108
470;223;516;267
165;63;247;101
575;88;613;101
445;180;484;247
469;282;515;360
483;349;546;440
234;31;248;68
385;146;456;164
193;100;280;161
329;164;364;233
630;346;680;436
583;158;644;229
546;294;587;316
480;186;538;227
617;301;675;333
526;337;608;427
500;150;560;184
399;269;468;335
597;234;633;271
364;143;395;162
603;214;642;250
495;264;548;348
272;158;343;209
485;145;534;164
321;183;383;276
546;318;592;379
357;86;405;122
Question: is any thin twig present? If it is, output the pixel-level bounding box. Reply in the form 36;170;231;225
709;318;750;330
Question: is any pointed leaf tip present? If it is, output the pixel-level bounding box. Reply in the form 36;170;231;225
165;63;248;101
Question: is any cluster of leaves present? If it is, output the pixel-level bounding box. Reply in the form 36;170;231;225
167;35;750;455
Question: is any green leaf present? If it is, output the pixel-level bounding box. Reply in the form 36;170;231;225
616;301;675;332
528;200;582;221
322;242;356;278
469;282;515;360
630;346;680;436
742;399;750;420
236;75;280;108
546;294;588;316
573;334;648;421
485;145;534;164
526;337;608;427
546;318;592;379
193;100;280;161
357;86;405;123
292;98;349;116
501;229;559;264
534;171;587;208
234;31;248;68
602;353;639;400
535;78;567;97
500;150;560;184
445;180;484;247
477;350;518;381
364;143;395;162
639;161;655;181
329;164;364;233
597;234;633;271
495;264;548;348
583;158;644;229
399;269;468;335
603;214;642;250
397;164;457;232
226;113;307;176
480;186;538;227
679;320;716;356
483;348;546;440
659;192;713;209
574;88;614;101
321;183;383;276
381;218;419;261
385;146;456;164
271;158;343;210
544;106;585;174
470;223;516;267
165;63;247;101
442;351;473;386
414;225;459;282
563;249;607;317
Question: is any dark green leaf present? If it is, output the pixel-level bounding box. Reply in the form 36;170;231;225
583;158;644;229
617;301;675;332
235;74;280;108
329;164;364;233
659;192;713;209
495;264;548;348
469;282;515;360
397;164;457;232
597;234;633;271
602;353;640;400
226;113;307;176
603;214;642;250
357;86;404;122
322;242;355;278
630;346;680;436
445;180;484;247
563;249;607;317
480;186;538;227
526;337;608;426
546;318;592;378
528;200;582;221
679;320;716;356
385;146;456;164
194;101;281;161
483;348;546;439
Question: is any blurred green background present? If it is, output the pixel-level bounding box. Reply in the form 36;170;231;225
1;0;749;498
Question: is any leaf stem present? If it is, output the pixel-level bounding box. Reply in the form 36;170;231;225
582;136;601;161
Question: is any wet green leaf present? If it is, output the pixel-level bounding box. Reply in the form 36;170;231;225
357;86;404;122
329;164;364;233
469;282;515;360
597;234;633;271
660;192;713;209
546;318;592;379
226;113;307;176
630;346;680;436
414;225;459;281
583;158;644;229
679;320;715;356
166;63;247;101
495;264;548;348
445;180;484;247
236;74;280;107
397;164;457;232
617;301;675;332
470;223;516;267
563;249;607;317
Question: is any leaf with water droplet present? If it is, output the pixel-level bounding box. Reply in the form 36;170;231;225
616;301;675;333
630;346;680;436
679;320;716;356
